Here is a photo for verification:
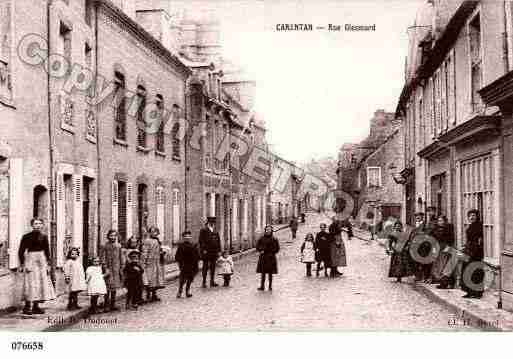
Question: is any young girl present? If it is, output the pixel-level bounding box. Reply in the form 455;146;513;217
216;251;234;287
64;247;86;310
85;257;107;314
300;233;316;277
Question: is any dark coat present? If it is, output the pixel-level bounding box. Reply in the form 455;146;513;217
123;262;144;289
314;231;331;264
175;241;200;279
290;218;298;231
461;221;485;294
256;235;280;274
198;227;221;260
387;231;414;278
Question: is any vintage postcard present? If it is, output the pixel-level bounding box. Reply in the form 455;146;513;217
0;0;512;347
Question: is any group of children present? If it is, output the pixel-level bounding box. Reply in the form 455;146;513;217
63;246;145;314
63;232;236;314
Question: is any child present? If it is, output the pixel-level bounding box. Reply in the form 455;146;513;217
85;257;107;314
300;233;316;277
63;247;86;310
123;250;144;310
175;231;200;298
216;250;234;287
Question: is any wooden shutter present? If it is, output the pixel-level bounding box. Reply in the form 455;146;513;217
111;180;118;231
73;175;83;249
156;187;165;242
126;182;133;240
55;172;65;267
172;189;180;243
8;159;23;269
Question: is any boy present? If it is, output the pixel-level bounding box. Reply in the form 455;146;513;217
123;250;144;310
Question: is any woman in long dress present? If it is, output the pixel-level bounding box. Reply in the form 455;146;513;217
256;225;280;291
18;218;56;315
141;226;165;302
430;215;456;288
386;221;414;282
328;219;347;277
460;209;485;299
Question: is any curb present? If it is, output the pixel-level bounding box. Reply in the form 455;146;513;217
42;248;258;332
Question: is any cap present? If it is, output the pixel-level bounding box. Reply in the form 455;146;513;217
206;216;216;224
182;230;192;237
128;249;141;257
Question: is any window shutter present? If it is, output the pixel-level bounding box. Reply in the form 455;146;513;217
8;159;24;269
156;187;165;242
111;180;118;231
126;182;133;240
449;50;456;125
55;173;65;267
72;176;83;250
171;189;180;243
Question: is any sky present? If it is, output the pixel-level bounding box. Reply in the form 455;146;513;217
188;0;423;163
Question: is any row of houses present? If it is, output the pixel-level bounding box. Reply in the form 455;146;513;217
337;0;513;312
0;0;329;310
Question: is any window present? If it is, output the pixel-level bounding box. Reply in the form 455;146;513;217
469;15;483;112
59;22;72;64
114;71;127;141
0;1;12;103
117;181;127;243
85;43;92;68
155;186;165;242
366;166;381;187
137;183;148;239
460;152;499;262
85;0;93;27
136;85;147;149
155;95;165;153
171;123;180;159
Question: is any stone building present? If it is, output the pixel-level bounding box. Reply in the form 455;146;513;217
353;125;404;229
0;0;189;310
336;110;400;220
397;0;513;308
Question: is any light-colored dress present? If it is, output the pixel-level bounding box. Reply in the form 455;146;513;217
301;241;316;263
85;265;107;296
22;251;56;302
63;259;86;292
217;256;234;275
141;237;165;289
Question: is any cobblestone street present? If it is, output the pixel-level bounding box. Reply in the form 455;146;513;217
67;214;475;331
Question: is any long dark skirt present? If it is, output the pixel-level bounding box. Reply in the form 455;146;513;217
388;250;414;278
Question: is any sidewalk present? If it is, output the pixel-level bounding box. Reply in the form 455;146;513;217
353;227;513;331
0;248;256;332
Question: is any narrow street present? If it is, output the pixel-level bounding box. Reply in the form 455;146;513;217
69;214;475;331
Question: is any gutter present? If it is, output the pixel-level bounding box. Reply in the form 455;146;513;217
94;1;102;255
46;0;58;284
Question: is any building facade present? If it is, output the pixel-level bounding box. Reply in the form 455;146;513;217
397;0;513;307
0;0;189;310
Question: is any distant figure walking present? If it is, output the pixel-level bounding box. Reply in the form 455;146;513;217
290;217;299;240
256;225;280;291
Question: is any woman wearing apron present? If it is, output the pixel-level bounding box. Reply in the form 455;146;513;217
18;218;56;315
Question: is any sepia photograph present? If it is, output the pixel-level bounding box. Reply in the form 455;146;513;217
1;0;513;349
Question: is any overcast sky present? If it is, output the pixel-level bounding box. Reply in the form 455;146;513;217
191;0;423;163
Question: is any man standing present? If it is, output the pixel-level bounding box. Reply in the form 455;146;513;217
199;217;221;288
175;231;200;298
289;216;299;240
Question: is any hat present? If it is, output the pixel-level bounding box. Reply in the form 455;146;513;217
128;249;140;257
414;212;425;218
206;216;216;224
182;230;192;237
